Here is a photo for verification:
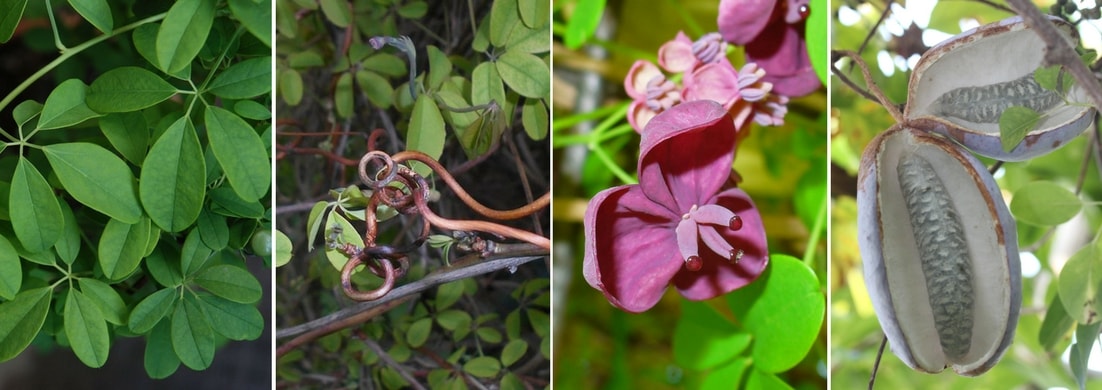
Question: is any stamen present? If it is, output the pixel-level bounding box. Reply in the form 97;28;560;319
691;33;725;64
685;255;703;271
730;215;743;231
729;248;744;264
699;226;735;261
799;4;810;19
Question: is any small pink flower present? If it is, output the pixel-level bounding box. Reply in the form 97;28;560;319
718;0;820;97
625;61;682;132
584;100;768;313
658;32;727;73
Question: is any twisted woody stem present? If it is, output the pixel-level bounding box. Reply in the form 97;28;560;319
338;150;550;301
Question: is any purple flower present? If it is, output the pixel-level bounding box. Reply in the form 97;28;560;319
583;100;769;313
624;60;682;133
718;0;820;97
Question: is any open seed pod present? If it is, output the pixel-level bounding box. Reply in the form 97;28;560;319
857;126;1021;376
904;16;1095;161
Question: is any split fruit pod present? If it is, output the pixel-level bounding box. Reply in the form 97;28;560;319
857;126;1021;376
905;16;1095;161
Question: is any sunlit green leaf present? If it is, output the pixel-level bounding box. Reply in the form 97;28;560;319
406;94;445;177
1058;244;1102;324
489;0;519;47
407;318;433;348
426;45;451;90
806;0;827;84
1040;294;1076;353
563;0;605;49
521;98;548;140
279;68;303;105
1011;181;1081;226
206;106;269;201
1071;321;1102;389
324;212;362;272
496;50;549;99
156;0;215;73
673;300;750;370
998;106;1042;153
501;339;527;367
44;142;142;223
274;230;293;267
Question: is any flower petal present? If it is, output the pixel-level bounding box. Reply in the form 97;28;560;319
627;100;658;134
584;185;682;313
625;60;664;100
658;32;697;73
718;0;778;45
683;62;742;109
637;100;736;213
745;21;821;97
673;188;768;300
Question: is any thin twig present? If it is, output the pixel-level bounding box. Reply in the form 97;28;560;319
362;338;428;390
1007;0;1102;110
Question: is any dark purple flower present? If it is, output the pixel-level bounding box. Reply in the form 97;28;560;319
718;0;820;97
583;100;769;313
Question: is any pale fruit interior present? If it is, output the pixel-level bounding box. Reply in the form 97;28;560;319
908;26;1088;135
876;129;1012;372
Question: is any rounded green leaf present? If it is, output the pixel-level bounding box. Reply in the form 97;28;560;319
436;280;465;310
145;244;183;288
279;68;303;106
208;186;264;219
98;217;151;280
194;264;262;304
999;106;1043;152
701;358;751;389
406;94;446;177
0;0;28;43
140;117;206;232
207;57;273;99
227;0;271;46
806;0;827;85
181;228;213;276
197;294;263;341
171;297;215;370
521;98;548;140
436;309;471;332
274;230;293;267
12;100;42;128
234;100;271;120
426;45;451;90
562;0;605;49
9;157;63;253
37;79;102;130
489;0;520;48
407;317;433;348
0;287;51;361
55;201;81;265
67;0;112;33
44;142;142;224
1059;244;1102;324
356;70;393;109
363;53;406;77
471;61;505;107
319;0;350;27
725;255;824;373
86;67;177;113
0;235;20;300
463;356;501;378
78;278;127;326
129;287;177;334
99;112;149;166
196;209;229;250
500;339;527;367
495;50;549;99
144;319;180;378
673;300;751;370
156;0;215;73
334;72;353;118
206;106;270;201
398;1;427;18
1011;181;1082;226
65;289;110;367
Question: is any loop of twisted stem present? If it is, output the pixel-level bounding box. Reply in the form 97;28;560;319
342;251;399;301
360;150;398;190
832;50;905;123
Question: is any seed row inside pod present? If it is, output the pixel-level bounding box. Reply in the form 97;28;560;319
856;15;1091;377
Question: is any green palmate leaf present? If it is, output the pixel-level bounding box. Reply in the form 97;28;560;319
54;201;80;265
464;356;501;378
207;57;273;99
197;294;263;340
144;319;180;378
206;106;270;201
279;68;303;105
426;45;451;90
334;72;353;118
1059;244;1102;324
1040;294;1076;352
65;289;110;367
471;62;505;107
319;0;350;27
156;0;215;73
563;0;605;49
726;255;824;373
196;209;229;250
1071;321;1102;390
146;245;183;287
98;217;151;280
86;67;177;113
489;0;520;47
78;278;127;326
806;0;827;84
501;339;527;367
234;100;270;120
407;318;433;348
181;228;212;276
129;287;177;334
37;79;103;130
0;287;50;362
0;235;20;300
521;98;548;140
44;142;142;223
10;157;63;253
407;94;446;177
0;0;28;43
99;112;149;166
68;0;112;33
12;100;42;128
356;70;393;108
194;264;262;304
673;300;751;370
227;0;271;46
324;212;362;272
274;230;293;267
171;296;215;370
141;117;205;232
998;105;1043;152
1011;181;1082;226
496;50;549;99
